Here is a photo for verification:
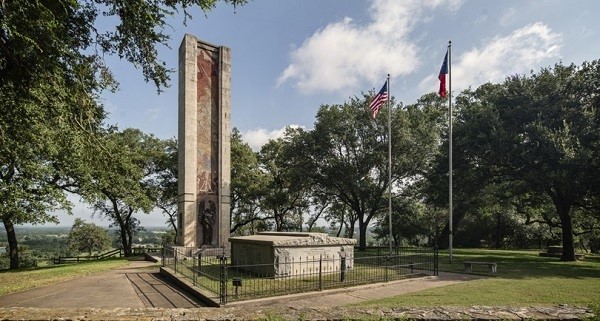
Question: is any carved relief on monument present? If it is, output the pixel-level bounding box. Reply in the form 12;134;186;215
178;35;230;249
197;197;217;246
197;153;215;194
196;47;219;196
196;45;220;247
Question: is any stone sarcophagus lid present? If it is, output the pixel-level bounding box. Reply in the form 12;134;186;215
229;232;356;278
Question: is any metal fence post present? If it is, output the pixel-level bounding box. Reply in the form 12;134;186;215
198;252;202;272
384;255;389;282
318;255;323;291
193;254;197;285
434;246;439;276
174;248;178;274
220;254;227;305
340;252;346;282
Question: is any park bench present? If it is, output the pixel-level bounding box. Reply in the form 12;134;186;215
463;261;497;273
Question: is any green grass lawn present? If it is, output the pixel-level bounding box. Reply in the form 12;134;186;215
0;258;131;296
4;248;598;315
358;248;600;312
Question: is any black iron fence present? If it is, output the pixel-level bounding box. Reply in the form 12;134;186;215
163;246;438;305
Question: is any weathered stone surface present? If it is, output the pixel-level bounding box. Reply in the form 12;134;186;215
229;232;356;277
0;305;594;320
177;34;231;249
237;232;358;247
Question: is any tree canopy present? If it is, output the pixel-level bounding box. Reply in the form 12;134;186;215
0;0;245;268
450;61;600;260
81;128;169;256
67;218;111;256
226;61;600;260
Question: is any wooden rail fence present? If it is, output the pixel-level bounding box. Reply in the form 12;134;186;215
53;247;162;264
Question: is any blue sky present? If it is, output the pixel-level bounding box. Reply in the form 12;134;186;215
52;0;600;227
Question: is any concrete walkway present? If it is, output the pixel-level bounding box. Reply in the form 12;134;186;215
0;265;595;320
0;262;481;309
0;260;207;308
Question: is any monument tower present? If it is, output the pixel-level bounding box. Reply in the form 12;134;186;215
177;34;231;249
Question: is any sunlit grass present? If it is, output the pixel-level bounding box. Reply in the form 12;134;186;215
0;259;130;296
358;249;600;311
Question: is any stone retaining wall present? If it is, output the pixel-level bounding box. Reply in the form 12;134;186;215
0;305;594;320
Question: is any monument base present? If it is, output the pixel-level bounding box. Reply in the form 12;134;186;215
229;232;356;278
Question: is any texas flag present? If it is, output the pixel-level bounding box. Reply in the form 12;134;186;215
438;50;448;98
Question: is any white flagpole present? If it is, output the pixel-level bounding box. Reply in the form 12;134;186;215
387;74;393;254
448;41;453;263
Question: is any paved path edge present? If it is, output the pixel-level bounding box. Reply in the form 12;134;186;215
159;266;220;307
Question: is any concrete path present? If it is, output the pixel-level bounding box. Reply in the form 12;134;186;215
0;267;595;320
0;260;207;308
0;261;482;309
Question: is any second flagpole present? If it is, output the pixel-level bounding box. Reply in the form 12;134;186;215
448;41;453;263
387;74;393;253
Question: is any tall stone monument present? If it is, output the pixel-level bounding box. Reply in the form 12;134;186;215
177;34;231;249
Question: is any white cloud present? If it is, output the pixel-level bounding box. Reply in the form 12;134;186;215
277;0;464;94
242;125;304;151
419;22;562;93
499;7;517;27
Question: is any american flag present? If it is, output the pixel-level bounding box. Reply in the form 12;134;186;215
369;80;388;118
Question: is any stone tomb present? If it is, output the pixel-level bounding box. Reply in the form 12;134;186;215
229;232;356;278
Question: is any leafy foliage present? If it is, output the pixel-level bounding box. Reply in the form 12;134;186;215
0;0;246;269
258;129;311;231
67;218;111;256
302;94;445;249
230;128;270;235
449;61;600;260
149;138;179;236
82;128;168;256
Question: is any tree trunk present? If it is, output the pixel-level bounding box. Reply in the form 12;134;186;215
2;217;19;269
114;212;131;256
358;220;368;250
558;212;576;261
275;212;283;231
335;222;343;237
347;220;355;238
335;212;345;237
119;225;131;256
437;208;466;249
168;214;178;242
126;227;133;257
556;201;576;261
547;188;576;261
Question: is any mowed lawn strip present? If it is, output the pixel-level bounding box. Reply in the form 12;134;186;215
357;249;600;310
0;259;130;296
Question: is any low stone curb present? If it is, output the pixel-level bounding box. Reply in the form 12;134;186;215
0;305;594;320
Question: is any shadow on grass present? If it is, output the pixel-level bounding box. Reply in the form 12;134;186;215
437;249;600;280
